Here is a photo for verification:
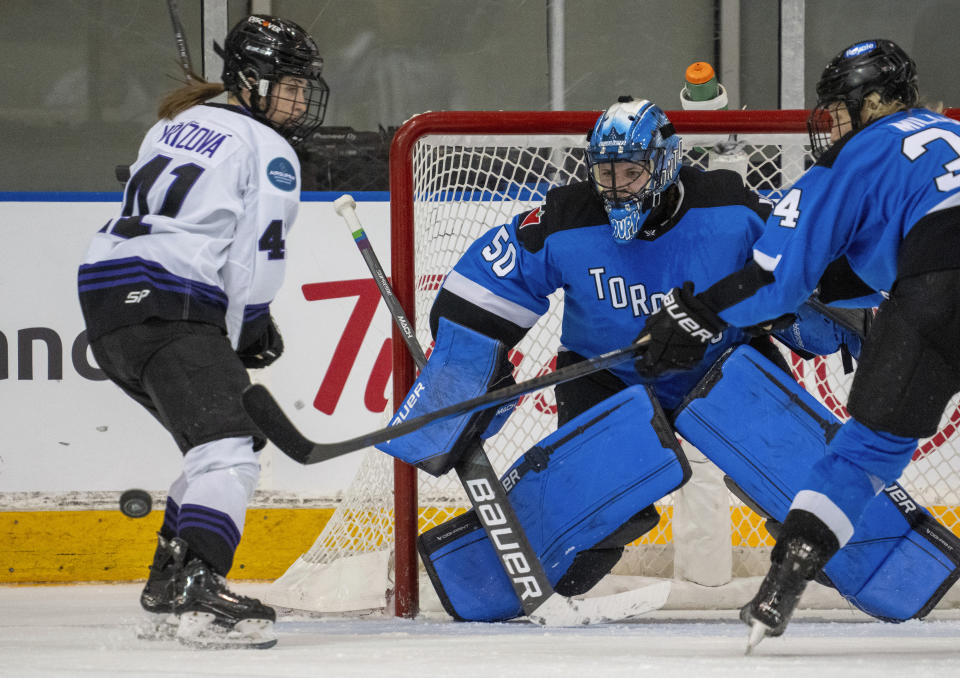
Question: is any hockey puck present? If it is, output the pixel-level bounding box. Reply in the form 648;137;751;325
119;489;153;518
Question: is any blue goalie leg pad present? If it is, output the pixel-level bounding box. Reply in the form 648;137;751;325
673;345;960;622
829;484;960;620
376;317;513;476
418;385;689;622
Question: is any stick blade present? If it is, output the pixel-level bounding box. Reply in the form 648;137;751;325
527;580;671;626
242;384;315;464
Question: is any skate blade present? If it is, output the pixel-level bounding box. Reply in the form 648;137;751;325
136;613;178;641
745;619;770;655
177;612;277;650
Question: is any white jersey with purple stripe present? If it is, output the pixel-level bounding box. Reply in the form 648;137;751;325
78;103;299;348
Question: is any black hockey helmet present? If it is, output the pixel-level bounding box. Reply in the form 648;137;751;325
217;15;329;145
808;39;918;158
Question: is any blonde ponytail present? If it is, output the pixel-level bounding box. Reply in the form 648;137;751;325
859;91;909;125
157;72;227;120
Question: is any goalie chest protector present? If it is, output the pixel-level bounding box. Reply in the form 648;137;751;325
673;345;960;621
418;384;689;622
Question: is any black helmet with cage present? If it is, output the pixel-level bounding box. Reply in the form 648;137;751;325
808;39;918;158
217;15;330;145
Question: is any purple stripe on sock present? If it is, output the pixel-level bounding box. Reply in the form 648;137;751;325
162;497;180;535
178;504;241;548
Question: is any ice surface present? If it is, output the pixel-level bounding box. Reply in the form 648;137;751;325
2;583;959;677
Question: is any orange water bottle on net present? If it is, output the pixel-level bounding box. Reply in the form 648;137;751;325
680;61;728;110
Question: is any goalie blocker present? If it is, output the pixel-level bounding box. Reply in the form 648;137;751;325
673;345;960;622
418;384;689;622
376;318;516;476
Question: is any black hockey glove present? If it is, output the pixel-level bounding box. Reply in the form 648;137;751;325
633;281;727;379
237;316;284;369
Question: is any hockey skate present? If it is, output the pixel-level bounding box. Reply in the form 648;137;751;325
741;538;821;654
174;557;277;649
136;534;185;641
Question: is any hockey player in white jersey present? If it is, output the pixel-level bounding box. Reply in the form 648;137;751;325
633;39;960;649
77;15;328;649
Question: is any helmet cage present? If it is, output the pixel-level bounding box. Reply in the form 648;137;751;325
221;16;330;145
589;158;656;206
807;39;918;158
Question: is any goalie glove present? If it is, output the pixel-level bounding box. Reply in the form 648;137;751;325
237;316;284;369
633;281;726;379
772;302;865;371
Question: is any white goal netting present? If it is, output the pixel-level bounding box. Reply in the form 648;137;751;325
266;111;960;615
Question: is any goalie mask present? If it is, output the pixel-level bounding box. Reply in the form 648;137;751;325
218;15;330;145
808;39;918;158
586;98;682;243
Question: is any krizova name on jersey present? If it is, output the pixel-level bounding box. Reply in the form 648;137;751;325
158;122;231;158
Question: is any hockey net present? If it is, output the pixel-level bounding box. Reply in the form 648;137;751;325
267;110;960;616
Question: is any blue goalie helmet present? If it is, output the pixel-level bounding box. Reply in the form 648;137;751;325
586;98;683;243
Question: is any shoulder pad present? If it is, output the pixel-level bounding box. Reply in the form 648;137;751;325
516;181;606;253
674;166;767;219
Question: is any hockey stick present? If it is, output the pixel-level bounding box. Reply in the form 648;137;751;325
247;195;668;625
242;339;641;464
333;195;426;365
245;197;644;458
332;195;668;624
166;0;197;81
243;294;862;463
245;195;644;459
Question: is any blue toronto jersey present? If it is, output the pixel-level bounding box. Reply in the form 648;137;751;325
438;168;768;410
719;108;960;327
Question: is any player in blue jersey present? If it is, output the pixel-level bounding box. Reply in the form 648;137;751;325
431;97;780;415
77;15;328;649
383;97;866;618
633;39;960;647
